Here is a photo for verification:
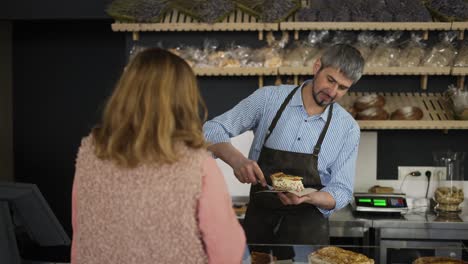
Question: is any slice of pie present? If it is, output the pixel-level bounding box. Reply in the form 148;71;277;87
270;172;304;192
308;246;374;264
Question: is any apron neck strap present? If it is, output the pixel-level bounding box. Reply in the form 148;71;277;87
312;103;333;157
264;86;300;143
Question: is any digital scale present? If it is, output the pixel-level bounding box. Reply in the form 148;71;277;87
352;192;409;214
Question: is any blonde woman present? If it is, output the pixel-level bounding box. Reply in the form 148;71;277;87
71;48;245;263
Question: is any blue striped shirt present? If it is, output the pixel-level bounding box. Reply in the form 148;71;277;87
203;81;360;217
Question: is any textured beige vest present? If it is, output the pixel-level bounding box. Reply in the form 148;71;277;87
73;137;208;263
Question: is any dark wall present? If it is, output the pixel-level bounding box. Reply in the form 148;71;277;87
0;0;108;19
13;20;126;235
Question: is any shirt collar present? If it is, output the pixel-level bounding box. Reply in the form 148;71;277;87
289;79;332;121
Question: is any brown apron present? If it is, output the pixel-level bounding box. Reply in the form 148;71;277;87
243;86;333;259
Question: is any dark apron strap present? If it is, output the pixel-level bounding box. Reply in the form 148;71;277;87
312;104;333;157
264;86;300;143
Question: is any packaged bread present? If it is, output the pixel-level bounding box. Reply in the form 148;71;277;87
270;172;304;192
412;256;468;264
454;43;468;67
399;33;426;67
422;32;457;67
309;246;374;264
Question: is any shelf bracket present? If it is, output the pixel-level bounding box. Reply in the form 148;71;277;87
294;75;299;85
258;31;263;41
458;30;465;40
423;30;429;40
258;75;264;88
294;30;299;40
457;76;466;90
132;31;140;41
420;75;428;90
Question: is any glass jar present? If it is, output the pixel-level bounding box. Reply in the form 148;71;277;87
432;151;465;212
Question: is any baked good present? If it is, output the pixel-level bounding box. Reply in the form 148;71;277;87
354;94;386;111
356;107;389;120
412;256;468;264
270;172;304;192
251;251;277;264
309;246;374;264
434;186;464;212
391;106;424;120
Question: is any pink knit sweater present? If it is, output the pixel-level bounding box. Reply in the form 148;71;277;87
71;136;245;263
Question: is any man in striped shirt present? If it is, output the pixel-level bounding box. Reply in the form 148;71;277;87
203;44;364;255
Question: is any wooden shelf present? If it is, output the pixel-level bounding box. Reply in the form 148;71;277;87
111;9;277;32
452;67;468;76
338;92;468;130
193;67;277;76
280;22;453;31
278;66;452;76
452;22;468;30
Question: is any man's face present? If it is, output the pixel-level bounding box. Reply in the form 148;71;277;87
311;65;354;107
312;59;353;107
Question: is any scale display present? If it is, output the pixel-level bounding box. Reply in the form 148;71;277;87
353;193;408;213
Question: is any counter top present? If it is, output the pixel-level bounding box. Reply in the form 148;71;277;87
232;197;468;239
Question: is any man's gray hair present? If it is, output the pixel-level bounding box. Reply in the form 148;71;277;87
319;44;365;84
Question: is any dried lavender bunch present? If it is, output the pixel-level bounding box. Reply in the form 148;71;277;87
134;0;170;22
106;0;140;22
172;0;235;23
428;0;468;21
260;0;300;22
106;0;169;22
296;7;319;21
233;0;263;17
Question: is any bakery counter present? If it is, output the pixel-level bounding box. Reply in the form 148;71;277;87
232;197;372;238
372;201;468;240
241;244;467;263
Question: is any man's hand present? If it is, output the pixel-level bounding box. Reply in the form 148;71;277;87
206;142;267;186
232;157;266;186
277;192;310;205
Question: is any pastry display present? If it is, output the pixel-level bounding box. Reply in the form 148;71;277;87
270;172;304;192
391;106;424;120
412;256;467;264
356;107;389;120
434;186;464;212
354;94;386;111
308;246;374;264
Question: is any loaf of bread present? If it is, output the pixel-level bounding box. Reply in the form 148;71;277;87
270;172;304;192
390;106;424;120
356;107;389;120
354;94;386;111
309;246;374;264
413;256;468;264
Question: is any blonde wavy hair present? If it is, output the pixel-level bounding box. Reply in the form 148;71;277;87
92;48;207;167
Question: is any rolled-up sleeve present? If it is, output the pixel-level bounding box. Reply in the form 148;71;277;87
319;126;360;217
203;87;268;145
198;157;246;264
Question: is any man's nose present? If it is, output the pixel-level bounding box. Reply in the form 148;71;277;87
329;83;339;96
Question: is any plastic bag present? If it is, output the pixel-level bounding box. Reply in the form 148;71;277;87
422;32;458;67
366;31;403;67
398;33;426;67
